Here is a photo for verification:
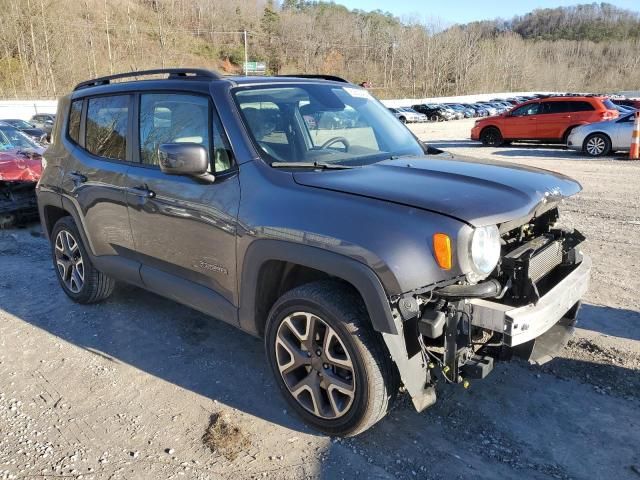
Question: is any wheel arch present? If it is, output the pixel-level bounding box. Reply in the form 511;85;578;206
238;239;397;337
582;130;612;153
480;124;501;137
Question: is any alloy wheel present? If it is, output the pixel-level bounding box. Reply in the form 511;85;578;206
54;230;85;293
275;312;355;420
586;135;606;156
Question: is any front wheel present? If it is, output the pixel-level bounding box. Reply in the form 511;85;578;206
265;280;399;436
583;133;611;157
480;127;504;147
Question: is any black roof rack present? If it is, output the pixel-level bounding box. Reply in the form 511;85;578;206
74;68;221;91
275;74;350;83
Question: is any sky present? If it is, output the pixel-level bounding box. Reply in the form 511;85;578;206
332;0;640;25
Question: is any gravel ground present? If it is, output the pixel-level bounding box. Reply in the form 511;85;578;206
0;118;639;480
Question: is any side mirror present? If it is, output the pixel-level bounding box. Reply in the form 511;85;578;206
158;143;212;179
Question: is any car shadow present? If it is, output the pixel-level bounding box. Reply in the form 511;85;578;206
1;226;639;479
577;303;640;341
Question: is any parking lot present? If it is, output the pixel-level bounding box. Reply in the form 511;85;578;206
1;118;639;480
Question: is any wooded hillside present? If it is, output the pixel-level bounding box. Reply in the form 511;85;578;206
0;0;638;100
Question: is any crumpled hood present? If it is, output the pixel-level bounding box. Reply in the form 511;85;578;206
0;149;43;182
293;156;582;227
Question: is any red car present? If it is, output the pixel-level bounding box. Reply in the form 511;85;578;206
471;96;619;146
0;125;44;224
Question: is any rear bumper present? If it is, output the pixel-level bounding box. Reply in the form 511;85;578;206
469;254;591;347
470;126;481;140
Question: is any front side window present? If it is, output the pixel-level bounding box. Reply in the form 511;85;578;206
234;84;423;166
139;93;231;172
86;95;129;160
68;100;82;143
511;103;540;117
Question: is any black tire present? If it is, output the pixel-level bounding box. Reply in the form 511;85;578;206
480;127;504;146
429;115;438;122
265;280;399;436
582;133;611;157
51;216;115;304
399;116;407;124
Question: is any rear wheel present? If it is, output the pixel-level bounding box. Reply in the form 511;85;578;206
480;127;504;146
398;116;407;124
265;280;399;436
583;133;611;157
51;217;115;304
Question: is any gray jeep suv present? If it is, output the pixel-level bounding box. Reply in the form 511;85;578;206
37;69;590;436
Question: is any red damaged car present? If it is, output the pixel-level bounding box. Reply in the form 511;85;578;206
0;123;45;225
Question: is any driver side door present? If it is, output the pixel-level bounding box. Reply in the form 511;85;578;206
503;102;540;140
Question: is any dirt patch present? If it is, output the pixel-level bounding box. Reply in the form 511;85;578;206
202;412;251;461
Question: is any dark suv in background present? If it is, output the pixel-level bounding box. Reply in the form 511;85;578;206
37;69;591;436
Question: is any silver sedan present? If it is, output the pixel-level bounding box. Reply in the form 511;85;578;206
567;113;637;157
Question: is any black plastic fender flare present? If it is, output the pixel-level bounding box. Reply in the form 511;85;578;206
238;239;397;336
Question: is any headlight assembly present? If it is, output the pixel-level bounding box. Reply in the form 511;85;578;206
469;225;501;279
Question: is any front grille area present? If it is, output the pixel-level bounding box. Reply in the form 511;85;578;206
497;227;584;306
528;240;563;282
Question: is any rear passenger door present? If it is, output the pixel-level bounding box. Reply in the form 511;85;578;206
537;101;571;140
60;94;138;264
125;91;240;314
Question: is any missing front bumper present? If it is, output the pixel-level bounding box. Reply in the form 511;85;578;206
468;254;591;347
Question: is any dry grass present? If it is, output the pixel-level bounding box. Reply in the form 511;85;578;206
202;412;251;461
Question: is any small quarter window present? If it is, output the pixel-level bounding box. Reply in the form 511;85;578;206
570;101;595;112
68;100;82;143
86;95;129;160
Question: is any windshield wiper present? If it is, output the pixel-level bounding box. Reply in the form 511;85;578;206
270;161;353;170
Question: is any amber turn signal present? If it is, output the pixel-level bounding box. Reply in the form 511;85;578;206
433;233;452;270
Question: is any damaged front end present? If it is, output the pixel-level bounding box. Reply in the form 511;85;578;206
383;207;590;413
0;150;43;226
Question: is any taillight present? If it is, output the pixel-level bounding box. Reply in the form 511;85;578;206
601;110;618;120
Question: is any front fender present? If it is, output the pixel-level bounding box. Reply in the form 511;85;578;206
238;239;397;335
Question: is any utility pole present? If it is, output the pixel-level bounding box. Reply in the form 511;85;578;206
243;30;248;76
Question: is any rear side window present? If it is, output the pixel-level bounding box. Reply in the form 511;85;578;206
86;95;129;160
569;101;595;112
68;100;82;143
542;101;568;114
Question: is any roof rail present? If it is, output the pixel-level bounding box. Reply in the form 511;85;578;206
276;74;350;84
74;68;221;91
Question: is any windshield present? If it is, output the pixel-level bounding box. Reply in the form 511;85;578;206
6;119;33;129
0;126;40;150
233;84;424;166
